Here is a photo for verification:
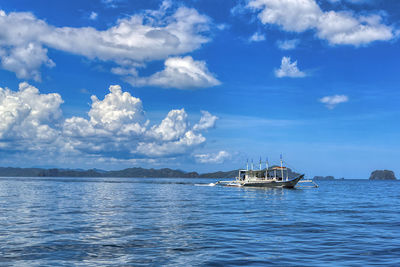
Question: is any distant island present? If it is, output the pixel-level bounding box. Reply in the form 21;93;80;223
313;176;335;181
369;170;397;180
0;166;300;179
5;167;394;180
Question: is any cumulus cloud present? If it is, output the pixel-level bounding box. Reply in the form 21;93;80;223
63;85;149;156
0;82;63;151
136;130;206;157
276;39;299;50
0;82;218;160
127;56;221;89
63;85;213;157
246;0;395;46
148;109;189;141
249;32;266;42
139;109;218;157
194;150;231;164
319;94;349;109
89;85;147;132
275;56;306;78
0;3;215;86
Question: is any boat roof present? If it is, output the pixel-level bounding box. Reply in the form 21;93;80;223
271;166;287;170
239;167;287;172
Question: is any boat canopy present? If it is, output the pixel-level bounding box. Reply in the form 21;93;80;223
271;166;287;170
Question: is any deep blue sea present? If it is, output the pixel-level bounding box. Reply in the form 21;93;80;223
0;178;399;266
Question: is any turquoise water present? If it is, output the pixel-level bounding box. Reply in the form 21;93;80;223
0;178;399;266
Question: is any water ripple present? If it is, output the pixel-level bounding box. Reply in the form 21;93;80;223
0;178;399;266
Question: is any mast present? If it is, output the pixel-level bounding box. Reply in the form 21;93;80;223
259;157;262;170
246;159;249;171
251;159;254;170
265;157;269;179
280;154;284;181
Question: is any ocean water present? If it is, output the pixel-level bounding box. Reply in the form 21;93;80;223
0;178;399;266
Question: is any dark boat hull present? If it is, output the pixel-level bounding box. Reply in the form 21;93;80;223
242;175;304;188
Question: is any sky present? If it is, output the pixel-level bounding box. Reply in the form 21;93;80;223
0;0;399;178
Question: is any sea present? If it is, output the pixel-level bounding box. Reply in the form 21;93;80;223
0;177;399;266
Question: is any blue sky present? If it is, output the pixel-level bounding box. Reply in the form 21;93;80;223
0;0;399;178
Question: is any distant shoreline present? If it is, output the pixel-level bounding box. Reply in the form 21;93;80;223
0;166;299;179
0;166;237;179
0;167;396;180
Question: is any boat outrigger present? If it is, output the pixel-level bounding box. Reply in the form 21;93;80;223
217;156;308;188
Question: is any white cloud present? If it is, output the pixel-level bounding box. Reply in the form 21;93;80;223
127;56;221;89
276;39;299;50
275;56;306;78
246;0;395;46
48;6;210;61
62;85;149;155
136;130;206;157
194;150;231;164
0;42;55;81
89;12;98;20
0;4;215;84
0;83;218;160
319;94;349;109
249;32;266;42
316;12;393;45
148;109;189;141
65;85;211;158
139;109;218;157
248;0;322;32
0;82;63;151
89;85;147;133
193;111;218;131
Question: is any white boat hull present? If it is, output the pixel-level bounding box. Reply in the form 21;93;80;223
219;175;304;188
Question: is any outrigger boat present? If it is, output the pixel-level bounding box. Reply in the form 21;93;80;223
217;156;307;188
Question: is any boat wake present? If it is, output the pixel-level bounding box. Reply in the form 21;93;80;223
194;183;217;187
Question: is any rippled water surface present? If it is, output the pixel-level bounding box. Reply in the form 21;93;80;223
0;178;399;266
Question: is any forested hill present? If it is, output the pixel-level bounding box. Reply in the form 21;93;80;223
0;167;233;178
0;166;300;179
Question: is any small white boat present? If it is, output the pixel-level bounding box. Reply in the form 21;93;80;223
217;157;305;188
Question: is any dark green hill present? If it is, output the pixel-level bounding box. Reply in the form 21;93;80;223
0;166;301;179
199;170;239;178
0;167;44;177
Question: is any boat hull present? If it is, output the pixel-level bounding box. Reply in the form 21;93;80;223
242;175;304;188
